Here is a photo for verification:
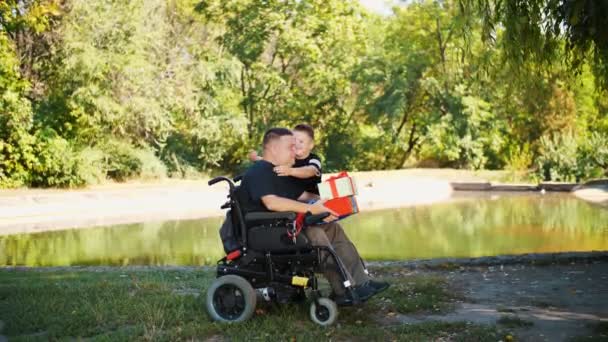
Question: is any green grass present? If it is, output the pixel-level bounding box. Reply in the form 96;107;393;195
369;275;458;314
0;268;500;341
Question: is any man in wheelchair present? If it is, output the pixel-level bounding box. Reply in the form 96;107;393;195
206;127;388;325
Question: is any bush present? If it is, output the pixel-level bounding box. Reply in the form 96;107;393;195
99;141;142;181
505;143;533;172
535;131;608;182
0;31;36;188
536;132;580;182
27;138;167;186
0;131;36;188
30;131;85;188
132;148;167;180
76;147;107;185
100;141;166;181
578;132;608;180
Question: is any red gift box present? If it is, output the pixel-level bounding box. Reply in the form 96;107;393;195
323;195;359;218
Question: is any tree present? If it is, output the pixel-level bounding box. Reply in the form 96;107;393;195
0;31;36;186
0;0;61;99
197;0;368;159
459;0;608;88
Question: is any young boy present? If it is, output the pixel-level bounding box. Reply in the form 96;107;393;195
249;124;322;195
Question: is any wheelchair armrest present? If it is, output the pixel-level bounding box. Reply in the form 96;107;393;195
245;211;297;224
304;212;330;226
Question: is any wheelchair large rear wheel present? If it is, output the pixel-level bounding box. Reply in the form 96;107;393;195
309;297;338;326
206;275;256;323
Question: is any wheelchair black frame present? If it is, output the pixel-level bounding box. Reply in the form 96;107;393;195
209;176;360;305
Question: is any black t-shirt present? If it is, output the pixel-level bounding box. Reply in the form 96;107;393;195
293;153;322;195
241;160;306;212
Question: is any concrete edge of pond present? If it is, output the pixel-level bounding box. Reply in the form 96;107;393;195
450;182;578;192
572;179;608;206
2;251;607;272
450;178;608;193
367;250;608;270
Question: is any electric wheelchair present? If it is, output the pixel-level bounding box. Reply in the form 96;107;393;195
205;175;365;326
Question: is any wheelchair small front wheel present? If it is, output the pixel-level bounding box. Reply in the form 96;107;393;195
206;275;256;323
309;297;338;326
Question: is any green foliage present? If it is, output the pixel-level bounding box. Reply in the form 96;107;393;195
420;89;505;169
461;0;608;88
1;0;608;187
536;131;608;182
578;132;608;180
0;31;36;187
505;143;533;172
0;0;60;34
101;141;143;182
133;148;167;181
198;0;368;160
76;147;106;185
30;130;85;187
99;141;166;182
536;133;579;182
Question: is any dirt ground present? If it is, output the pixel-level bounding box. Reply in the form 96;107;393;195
373;259;608;342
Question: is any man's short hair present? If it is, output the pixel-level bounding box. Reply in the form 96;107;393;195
293;124;314;140
262;127;293;148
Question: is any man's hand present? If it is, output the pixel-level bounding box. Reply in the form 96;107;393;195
274;165;292;176
308;201;339;223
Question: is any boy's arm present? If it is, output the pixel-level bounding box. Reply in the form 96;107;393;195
248;150;263;162
274;165;319;178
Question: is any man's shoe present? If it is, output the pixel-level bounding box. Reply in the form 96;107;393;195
330;280;390;305
331;293;355;306
353;282;377;302
369;280;390;294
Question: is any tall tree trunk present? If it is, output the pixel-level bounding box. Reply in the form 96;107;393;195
241;66;255;140
397;122;419;168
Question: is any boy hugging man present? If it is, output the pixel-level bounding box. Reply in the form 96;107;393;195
250;124;322;198
242;127;390;305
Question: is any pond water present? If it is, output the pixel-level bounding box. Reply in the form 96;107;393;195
1;193;607;266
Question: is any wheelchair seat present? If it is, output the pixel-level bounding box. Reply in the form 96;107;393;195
244;211;311;252
247;224;310;252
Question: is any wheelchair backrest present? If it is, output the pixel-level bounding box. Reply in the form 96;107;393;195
209;175;250;253
211;174;303;253
231;184;248;219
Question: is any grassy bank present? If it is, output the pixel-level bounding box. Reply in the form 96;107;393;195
0;268;502;341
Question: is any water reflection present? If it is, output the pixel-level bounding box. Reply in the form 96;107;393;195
344;193;608;260
1;193;607;266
